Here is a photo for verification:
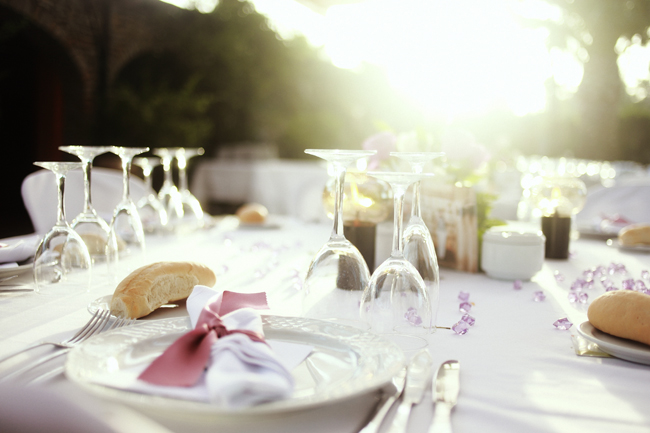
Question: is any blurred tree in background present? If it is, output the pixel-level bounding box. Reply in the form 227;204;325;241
107;0;422;158
521;0;650;162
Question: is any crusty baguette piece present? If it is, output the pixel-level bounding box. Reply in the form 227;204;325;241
110;261;216;319
236;203;268;224
619;223;650;246
587;290;650;346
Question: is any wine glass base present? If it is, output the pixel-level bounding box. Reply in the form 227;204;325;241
34;226;92;289
305;238;370;292
379;333;428;358
361;256;432;334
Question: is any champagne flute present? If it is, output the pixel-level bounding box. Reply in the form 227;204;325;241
360;171;435;338
391;151;444;331
302;149;376;325
32;162;91;289
58;146;112;260
133;156;168;232
174;147;205;230
153;148;183;229
107;147;149;272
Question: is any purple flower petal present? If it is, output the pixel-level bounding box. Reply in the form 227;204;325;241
568;292;578;303
553;317;573;330
461;314;475;326
578;292;589;304
452;321;469;335
404;307;423;326
622;279;635;290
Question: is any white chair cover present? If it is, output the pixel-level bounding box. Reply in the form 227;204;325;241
21;167;149;234
576;177;650;231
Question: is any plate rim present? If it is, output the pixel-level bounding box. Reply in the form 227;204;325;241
577;321;650;365
65;315;405;416
0;263;32;278
612;239;650;253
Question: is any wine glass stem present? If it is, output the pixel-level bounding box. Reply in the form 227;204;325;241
411;180;421;218
163;157;173;186
122;158;131;202
143;168;152;191
82;159;93;213
392;188;406;257
331;163;346;239
179;166;188;192
56;172;66;224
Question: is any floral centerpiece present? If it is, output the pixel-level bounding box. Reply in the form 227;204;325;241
360;128;505;273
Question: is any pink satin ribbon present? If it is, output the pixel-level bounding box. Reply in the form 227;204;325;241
138;291;269;387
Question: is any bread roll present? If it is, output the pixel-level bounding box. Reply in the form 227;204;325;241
110;261;216;319
587;290;650;346
236;203;268;224
619;224;650;246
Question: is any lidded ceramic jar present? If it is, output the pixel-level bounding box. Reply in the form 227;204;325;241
481;229;546;280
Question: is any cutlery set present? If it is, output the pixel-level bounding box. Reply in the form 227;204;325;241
361;351;460;433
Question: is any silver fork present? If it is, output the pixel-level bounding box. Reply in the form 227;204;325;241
0;310;111;366
0;311;135;383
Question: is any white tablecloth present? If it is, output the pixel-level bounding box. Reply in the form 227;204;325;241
1;218;650;433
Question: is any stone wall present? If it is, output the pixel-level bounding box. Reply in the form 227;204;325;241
0;0;179;111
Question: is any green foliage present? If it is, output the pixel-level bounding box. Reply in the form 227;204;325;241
108;54;213;147
107;0;416;157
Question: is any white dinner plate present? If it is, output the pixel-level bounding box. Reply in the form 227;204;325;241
606;239;650;253
66;316;404;418
577;321;650;365
88;295;188;320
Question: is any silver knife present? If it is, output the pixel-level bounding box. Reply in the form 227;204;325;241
386;350;433;433
358;366;407;433
428;360;460;433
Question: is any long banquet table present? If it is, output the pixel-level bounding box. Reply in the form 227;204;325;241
1;216;649;433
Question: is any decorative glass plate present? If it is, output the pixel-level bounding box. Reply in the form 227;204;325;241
65;316;404;417
577;321;650;365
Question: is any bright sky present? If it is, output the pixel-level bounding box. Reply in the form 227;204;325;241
159;0;644;118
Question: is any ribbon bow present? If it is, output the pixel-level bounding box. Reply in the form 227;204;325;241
138;291;269;387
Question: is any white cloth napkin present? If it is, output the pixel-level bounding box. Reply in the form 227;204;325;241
90;286;313;409
0;235;38;265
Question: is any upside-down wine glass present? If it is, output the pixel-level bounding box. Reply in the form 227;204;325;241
302;149;376;324
32;162;92;290
133;156;168;233
107;147;149;273
174;147;205;230
153;148;183;229
59;146;112;260
360;171;435;342
391;151;445;332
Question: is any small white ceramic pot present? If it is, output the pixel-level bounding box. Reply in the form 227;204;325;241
481;230;546;280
